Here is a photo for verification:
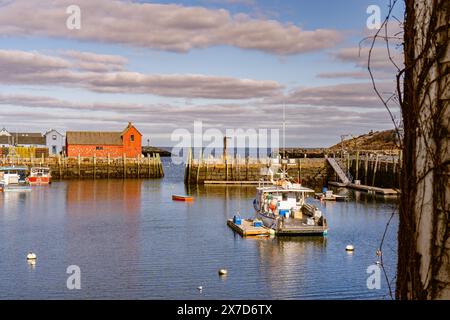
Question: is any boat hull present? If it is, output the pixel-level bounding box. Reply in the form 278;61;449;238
28;176;51;185
172;195;194;202
256;212;278;229
256;211;327;236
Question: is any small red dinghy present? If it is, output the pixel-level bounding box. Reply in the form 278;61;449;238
172;195;194;202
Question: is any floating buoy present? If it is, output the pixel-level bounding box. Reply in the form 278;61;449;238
218;269;228;276
269;199;277;211
197;286;203;291
345;245;354;252
26;252;37;260
268;229;276;236
376;249;382;257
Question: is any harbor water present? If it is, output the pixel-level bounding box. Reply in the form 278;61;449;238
0;159;398;299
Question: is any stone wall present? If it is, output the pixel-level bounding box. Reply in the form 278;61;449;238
185;158;329;190
0;154;164;179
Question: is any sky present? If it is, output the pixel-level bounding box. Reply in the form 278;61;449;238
0;0;405;147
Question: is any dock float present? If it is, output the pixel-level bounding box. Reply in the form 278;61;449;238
328;181;399;196
227;219;271;237
205;181;271;185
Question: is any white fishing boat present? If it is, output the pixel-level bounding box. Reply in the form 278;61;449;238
28;167;52;185
253;180;328;236
0;166;32;192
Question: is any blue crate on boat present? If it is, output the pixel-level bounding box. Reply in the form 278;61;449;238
253;220;263;227
279;209;289;217
233;215;242;225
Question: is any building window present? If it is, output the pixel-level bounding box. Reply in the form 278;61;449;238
130;135;135;142
52;146;57;154
96;146;103;151
52;135;57;140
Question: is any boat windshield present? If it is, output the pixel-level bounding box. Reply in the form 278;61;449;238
31;168;50;175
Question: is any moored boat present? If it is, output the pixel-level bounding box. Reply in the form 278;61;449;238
28;167;52;185
0;166;32;192
172;195;194;202
315;190;348;202
253;180;327;236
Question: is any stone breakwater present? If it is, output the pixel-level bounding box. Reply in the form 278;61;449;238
184;158;330;189
184;155;400;190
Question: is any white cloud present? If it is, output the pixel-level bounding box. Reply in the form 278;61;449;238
0;0;343;55
0;49;282;99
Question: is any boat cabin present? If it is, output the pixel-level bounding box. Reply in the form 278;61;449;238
255;183;315;218
0;167;29;185
30;167;51;177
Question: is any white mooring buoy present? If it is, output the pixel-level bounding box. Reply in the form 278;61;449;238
26;252;37;260
345;245;354;252
197;286;203;291
218;269;228;276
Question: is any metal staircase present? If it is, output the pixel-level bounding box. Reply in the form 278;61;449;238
327;157;351;184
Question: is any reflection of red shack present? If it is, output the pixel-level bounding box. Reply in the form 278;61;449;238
66;123;142;158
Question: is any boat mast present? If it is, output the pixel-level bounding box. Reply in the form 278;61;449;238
283;103;286;160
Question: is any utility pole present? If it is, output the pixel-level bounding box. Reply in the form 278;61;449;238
223;136;230;161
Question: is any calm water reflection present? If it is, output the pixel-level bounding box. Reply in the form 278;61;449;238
0;160;398;299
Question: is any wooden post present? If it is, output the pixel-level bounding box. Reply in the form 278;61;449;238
160;154;164;177
78;154;81;178
230;157;234;181
355;151;360;181
107;154;110;179
225;154;228;182
187;147;193;184
364;153;369;185
123;154;127;179
58;155;62;179
147;153;151;178
245;156;249;181
137;156;140;179
372;154;379;187
93;154;96;179
205;156;209;182
393;156;396;175
346;152;350;177
223;136;228;161
184;150;190;184
196;150;202;184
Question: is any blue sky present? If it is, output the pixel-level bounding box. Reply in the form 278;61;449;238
0;0;404;147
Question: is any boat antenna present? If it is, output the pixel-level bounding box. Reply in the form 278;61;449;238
283;102;286;160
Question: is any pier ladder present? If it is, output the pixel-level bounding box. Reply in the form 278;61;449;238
327;157;351;184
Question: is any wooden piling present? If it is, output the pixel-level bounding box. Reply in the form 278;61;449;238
78;154;81;178
364;153;369;185
196;151;202;184
137;156;140;178
123;154;127;179
245;156;249;181
355;151;360;181
372;154;379;187
58;155;62;179
93;154;96;179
